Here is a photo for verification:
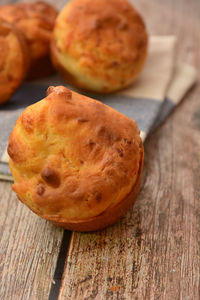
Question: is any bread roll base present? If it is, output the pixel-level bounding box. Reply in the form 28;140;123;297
51;42;146;94
39;148;144;232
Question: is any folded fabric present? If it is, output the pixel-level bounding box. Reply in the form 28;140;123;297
0;36;196;181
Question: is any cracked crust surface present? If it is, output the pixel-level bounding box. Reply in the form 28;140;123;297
8;86;144;231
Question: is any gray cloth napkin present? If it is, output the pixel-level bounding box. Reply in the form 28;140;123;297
0;36;196;181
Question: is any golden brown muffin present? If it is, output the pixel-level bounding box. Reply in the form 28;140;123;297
51;0;148;93
0;19;29;105
8;86;144;231
0;1;58;79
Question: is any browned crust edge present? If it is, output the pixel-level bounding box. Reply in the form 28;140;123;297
50;40;147;94
12;23;30;80
35;145;144;232
0;20;30;104
50;41;100;93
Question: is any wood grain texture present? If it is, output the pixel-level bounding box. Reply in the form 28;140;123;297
0;0;199;299
59;0;200;299
0;181;64;300
0;2;68;300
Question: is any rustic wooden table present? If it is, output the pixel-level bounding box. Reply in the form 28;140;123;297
0;0;200;299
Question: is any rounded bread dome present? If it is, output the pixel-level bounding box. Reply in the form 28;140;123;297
0;1;58;79
8;86;144;231
51;0;148;93
0;19;29;104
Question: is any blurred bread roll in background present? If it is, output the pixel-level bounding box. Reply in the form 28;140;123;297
51;0;148;93
0;19;29;105
8;86;144;231
0;1;58;79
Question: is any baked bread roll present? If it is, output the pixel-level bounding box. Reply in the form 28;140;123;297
0;19;29;105
8;86;144;231
51;0;148;93
0;1;58;79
